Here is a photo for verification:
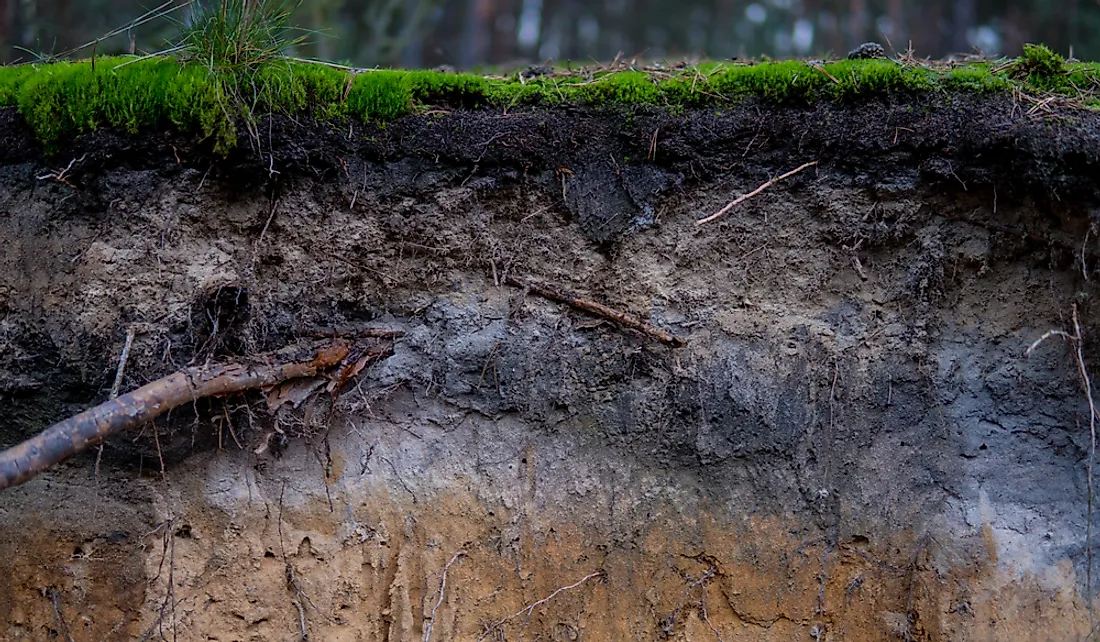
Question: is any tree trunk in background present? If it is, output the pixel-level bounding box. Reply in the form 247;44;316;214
1068;0;1079;57
459;0;492;68
17;0;32;56
556;0;578;62
910;0;942;58
0;0;10;63
600;0;626;60
887;0;904;53
311;2;331;61
708;0;733;59
1045;2;1072;57
4;0;1100;70
847;0;866;48
536;0;557;61
813;0;847;58
402;33;424;67
489;0;520;65
951;0;974;54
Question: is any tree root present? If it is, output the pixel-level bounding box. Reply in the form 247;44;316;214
504;275;684;347
0;339;389;492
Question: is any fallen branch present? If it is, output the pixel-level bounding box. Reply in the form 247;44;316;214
695;160;818;226
504;276;684;347
0;340;358;492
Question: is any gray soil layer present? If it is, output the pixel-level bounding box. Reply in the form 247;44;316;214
0;96;1099;641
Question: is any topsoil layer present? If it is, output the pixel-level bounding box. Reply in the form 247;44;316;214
0;94;1098;641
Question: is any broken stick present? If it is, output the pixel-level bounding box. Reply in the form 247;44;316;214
0;340;362;492
695;160;818;226
504;275;684;347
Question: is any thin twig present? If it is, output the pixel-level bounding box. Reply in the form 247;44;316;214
1026;329;1074;356
504;275;684;347
477;570;604;641
222;405;243;450
293;596;308;642
95;325;138;515
1084;226;1092;282
250;197;279;278
696;161;818;226
110;326;138;400
423;550;467;642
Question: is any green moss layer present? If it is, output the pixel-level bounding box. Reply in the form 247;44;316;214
1;52;1097;152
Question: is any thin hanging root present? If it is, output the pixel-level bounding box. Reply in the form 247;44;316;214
695;160;818;226
0;340;365;492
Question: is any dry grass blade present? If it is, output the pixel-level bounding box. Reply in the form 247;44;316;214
35;0;193;62
178;0;308;70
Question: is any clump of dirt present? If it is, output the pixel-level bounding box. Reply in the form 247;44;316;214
0;95;1099;641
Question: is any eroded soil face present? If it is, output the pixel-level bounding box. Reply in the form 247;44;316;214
0;98;1099;641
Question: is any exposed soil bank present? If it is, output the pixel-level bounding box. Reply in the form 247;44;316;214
1;95;1099;641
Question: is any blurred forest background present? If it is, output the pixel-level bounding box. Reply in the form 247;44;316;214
0;0;1094;67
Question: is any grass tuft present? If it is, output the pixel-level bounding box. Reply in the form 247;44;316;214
940;65;1011;93
13;57;235;151
1018;43;1066;78
178;0;307;71
576;71;662;104
0;64;37;104
347;70;411;121
3;39;1100;154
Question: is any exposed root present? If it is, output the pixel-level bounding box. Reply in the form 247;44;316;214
36;154;88;188
663;566;726;640
477;570;605;641
1028;303;1098;627
0;339;387;491
250;196;280;282
700;582;727;642
504;275;684;347
423;550;467;642
696;160;818;225
141;515;180;642
279;483;311;641
46;587;76;642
